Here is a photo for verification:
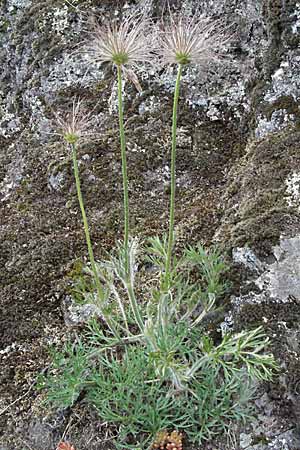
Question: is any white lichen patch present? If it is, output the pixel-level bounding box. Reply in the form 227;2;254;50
0;143;25;201
138;96;161;115
285;172;300;210
48;171;65;192
41;52;100;94
62;296;103;326
0;91;22;138
264;56;300;104
232;246;265;274
232;236;300;305
51;6;70;34
126;141;146;154
37;6;70;35
177;126;192;147
143;165;171;197
0;111;21;138
255;110;296;139
23;93;47;133
6;0;32;10
219;312;234;335
292;3;300;34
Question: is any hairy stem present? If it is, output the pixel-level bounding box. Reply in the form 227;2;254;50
126;282;144;333
117;65;129;275
165;64;183;289
71;143;102;296
71;143;119;338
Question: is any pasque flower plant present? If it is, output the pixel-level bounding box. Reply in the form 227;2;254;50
43;12;278;450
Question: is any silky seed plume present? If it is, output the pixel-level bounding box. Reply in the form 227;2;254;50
158;14;231;67
86;14;154;70
54;98;92;145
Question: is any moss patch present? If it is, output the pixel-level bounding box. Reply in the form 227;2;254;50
218;128;300;255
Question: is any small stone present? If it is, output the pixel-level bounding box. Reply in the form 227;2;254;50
240;432;252;449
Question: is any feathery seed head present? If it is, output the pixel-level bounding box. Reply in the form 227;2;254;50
158;14;230;67
54;99;92;145
87;14;154;68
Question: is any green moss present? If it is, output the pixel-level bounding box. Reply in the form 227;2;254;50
284;32;300;49
66;259;85;280
252;435;270;445
0;18;10;33
220;128;300;254
16;202;32;213
47;159;71;176
94;79;110;93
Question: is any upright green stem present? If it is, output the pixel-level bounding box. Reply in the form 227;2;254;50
71;143;101;294
71;143;119;338
165;64;183;289
117;65;129;275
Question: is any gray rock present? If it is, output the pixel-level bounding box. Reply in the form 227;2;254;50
232;247;265;275
240;432;253;449
63;296;102;326
233;236;300;305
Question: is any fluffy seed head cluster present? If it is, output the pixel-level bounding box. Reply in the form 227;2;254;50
54;99;91;145
87;14;153;68
158;15;229;67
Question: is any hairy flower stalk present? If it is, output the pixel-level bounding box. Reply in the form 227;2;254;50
55;100;119;338
165;63;182;290
159;15;230;289
87;15;153;276
71;142;102;298
117;65;130;274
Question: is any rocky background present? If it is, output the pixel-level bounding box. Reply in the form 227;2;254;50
0;0;300;449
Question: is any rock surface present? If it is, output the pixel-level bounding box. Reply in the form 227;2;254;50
0;0;300;449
